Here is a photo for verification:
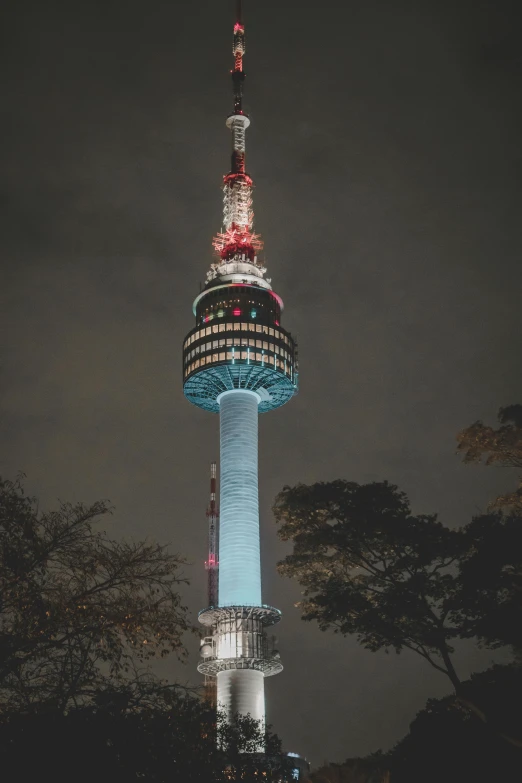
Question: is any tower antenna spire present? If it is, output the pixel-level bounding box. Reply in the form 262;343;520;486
210;0;265;271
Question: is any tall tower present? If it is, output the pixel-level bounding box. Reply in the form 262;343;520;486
183;0;298;729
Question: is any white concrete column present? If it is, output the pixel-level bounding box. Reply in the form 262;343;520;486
217;389;261;607
217;669;265;727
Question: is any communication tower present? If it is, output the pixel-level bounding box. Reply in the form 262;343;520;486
183;0;298;730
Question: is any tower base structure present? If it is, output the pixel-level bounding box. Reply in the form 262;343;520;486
199;604;282;732
218;669;265;725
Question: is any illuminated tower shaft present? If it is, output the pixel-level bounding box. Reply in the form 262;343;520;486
219;390;260;606
186;0;297;733
216;389;263;722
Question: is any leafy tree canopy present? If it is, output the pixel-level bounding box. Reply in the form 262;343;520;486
310;752;388;783
274;481;521;714
457;403;522;511
311;666;522;783
0;476;291;781
274;480;465;688
456;512;522;651
388;665;522;782
0;476;191;713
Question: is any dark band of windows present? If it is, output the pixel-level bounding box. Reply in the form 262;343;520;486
184;323;293;349
183;349;295;382
183;337;293;364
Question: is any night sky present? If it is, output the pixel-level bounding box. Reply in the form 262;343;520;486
1;0;522;768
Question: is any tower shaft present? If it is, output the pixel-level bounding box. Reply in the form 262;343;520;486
218;390;261;606
216;389;263;724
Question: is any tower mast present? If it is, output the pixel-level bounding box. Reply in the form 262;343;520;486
184;0;298;736
211;0;263;275
205;461;219;607
203;462;219;705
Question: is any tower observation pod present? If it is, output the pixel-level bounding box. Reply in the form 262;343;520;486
183;1;298;733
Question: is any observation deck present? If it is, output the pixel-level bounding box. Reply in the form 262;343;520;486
197;605;283;679
198;604;281;627
183;273;298;414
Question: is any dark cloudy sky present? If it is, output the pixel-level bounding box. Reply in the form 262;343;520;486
1;0;522;767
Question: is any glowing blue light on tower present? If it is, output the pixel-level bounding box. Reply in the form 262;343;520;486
218;389;261;607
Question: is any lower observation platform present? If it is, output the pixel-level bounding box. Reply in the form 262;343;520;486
184;364;296;414
198;604;282;627
198;604;284;679
198;655;283;678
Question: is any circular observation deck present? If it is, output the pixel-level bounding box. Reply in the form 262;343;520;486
183;281;298;414
197;656;283;678
198;604;282;628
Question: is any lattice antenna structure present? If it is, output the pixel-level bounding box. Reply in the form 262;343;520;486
210;0;265;280
205;462;219;607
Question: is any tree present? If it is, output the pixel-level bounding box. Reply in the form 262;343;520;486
311;666;522;783
457;404;522;512
0;691;288;783
218;711;291;782
274;481;464;689
456;513;522;652
0;475;191;713
273;480;522;745
388;666;522;782
457;404;522;654
311;754;388;783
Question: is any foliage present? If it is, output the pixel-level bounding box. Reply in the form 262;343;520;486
218;711;290;781
0;476;191;713
274;480;465;688
311;753;388;783
456;512;522;651
388;665;522;782
274;479;522;747
456;403;522;652
313;667;522;783
0;476;290;781
457;404;522;511
0;691;287;782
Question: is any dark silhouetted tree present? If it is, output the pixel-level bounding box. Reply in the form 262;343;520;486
274;481;464;688
311;753;388;783
311;667;522;783
0;476;191;713
456;512;522;652
0;691;288;782
274;480;522;745
457;404;522;512
388;666;522;782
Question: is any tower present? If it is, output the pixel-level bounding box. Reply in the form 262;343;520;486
183;0;298;730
